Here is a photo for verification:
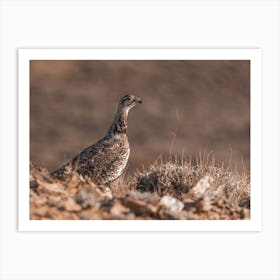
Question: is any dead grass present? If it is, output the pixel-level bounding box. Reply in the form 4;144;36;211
29;154;250;220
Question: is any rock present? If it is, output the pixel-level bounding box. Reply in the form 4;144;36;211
30;179;39;189
99;199;115;211
192;175;214;196
123;197;157;216
197;196;212;212
64;198;82;212
160;195;184;212
183;197;203;210
103;187;113;200
76;189;97;208
33;205;49;217
211;184;224;197
239;199;250;209
110;200;130;216
92;185;113;200
129;191;160;204
40;181;65;194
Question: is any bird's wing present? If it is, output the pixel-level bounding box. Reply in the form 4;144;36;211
70;135;128;181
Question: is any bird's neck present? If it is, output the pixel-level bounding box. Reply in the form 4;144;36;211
108;107;128;134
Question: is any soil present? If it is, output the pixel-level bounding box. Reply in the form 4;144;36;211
30;157;250;220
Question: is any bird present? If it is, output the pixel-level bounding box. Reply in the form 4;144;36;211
52;94;143;184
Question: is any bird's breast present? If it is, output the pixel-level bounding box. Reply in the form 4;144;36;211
100;133;130;183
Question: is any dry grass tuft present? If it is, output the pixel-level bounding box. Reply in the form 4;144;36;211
29;154;250;220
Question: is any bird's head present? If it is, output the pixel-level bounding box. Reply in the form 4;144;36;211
118;94;143;112
109;94;143;134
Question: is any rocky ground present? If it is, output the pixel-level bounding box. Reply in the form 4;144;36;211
30;155;250;220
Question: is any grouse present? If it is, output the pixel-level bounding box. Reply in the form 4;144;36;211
52;94;143;184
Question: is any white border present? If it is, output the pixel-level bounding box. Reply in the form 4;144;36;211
18;49;262;231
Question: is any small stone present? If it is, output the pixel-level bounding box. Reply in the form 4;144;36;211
198;196;212;212
160;195;184;212
123;197;157;216
99;199;115;211
110;200;130;216
41;182;65;194
30;180;39;189
33;206;48;217
64;198;82;212
239;199;250;209
76;189;97;208
103;187;113;199
192;175;214;196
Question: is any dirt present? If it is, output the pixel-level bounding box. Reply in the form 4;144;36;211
30;155;250;220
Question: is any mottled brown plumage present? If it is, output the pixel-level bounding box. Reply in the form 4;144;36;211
52;94;142;184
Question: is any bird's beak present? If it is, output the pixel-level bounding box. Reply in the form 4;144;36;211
135;97;143;104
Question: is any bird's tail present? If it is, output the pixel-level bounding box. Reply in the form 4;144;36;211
51;163;72;180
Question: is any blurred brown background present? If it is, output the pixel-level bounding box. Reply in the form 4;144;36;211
30;60;250;173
